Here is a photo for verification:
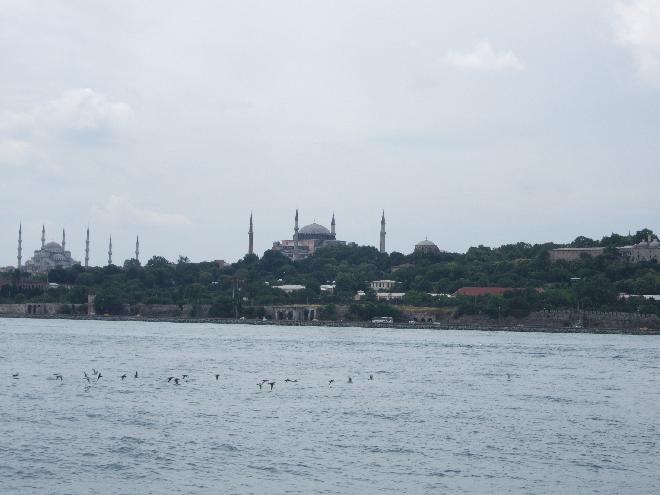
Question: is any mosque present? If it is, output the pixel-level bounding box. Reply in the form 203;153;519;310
16;225;141;273
21;226;79;274
268;210;388;261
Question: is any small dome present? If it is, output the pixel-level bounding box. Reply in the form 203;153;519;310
299;223;331;235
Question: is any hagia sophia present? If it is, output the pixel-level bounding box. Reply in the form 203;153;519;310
9;211;444;273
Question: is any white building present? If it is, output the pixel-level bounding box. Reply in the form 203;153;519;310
370;280;397;291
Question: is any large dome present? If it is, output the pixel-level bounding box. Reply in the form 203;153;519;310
415;239;438;247
44;241;63;252
299;223;331;235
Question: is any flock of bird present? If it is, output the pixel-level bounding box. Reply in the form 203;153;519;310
9;371;376;389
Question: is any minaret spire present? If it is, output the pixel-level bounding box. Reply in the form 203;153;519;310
135;235;140;263
62;229;66;251
248;212;254;256
17;223;22;270
41;225;45;249
108;235;113;265
379;210;386;254
331;212;336;237
84;227;90;268
293;209;299;261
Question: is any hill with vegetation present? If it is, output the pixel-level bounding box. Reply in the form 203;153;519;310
1;229;658;321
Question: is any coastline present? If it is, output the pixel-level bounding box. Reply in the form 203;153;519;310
1;314;658;335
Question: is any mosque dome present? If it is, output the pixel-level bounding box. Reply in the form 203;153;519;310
414;238;441;254
44;241;62;252
299;223;331;235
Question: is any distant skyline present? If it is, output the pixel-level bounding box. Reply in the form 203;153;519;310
1;1;659;266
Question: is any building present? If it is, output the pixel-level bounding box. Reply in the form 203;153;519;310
549;235;660;263
619;235;660;263
455;287;544;297
376;292;406;301
273;284;306;293
370;280;397;291
414;238;441;255
549;247;604;262
271;210;346;261
23;226;79;274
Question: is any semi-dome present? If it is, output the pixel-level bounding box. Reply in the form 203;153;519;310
299;223;331;235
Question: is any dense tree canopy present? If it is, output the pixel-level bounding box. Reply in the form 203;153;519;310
1;229;658;319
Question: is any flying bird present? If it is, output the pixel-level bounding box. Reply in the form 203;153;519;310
215;374;220;381
369;374;373;381
348;376;352;384
121;374;127;380
174;378;180;385
54;374;63;381
97;373;102;381
284;378;298;383
167;376;174;382
11;372;19;379
328;379;334;386
134;371;138;379
268;381;275;390
257;382;263;389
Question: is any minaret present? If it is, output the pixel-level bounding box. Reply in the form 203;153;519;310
331;212;336;237
379;211;386;254
17;224;22;269
248;212;254;256
84;227;90;268
62;229;66;251
41;225;46;249
293;209;299;261
135;235;140;263
108;235;113;265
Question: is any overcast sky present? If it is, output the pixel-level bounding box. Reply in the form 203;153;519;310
1;0;659;266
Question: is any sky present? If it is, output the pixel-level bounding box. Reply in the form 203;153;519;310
1;0;659;267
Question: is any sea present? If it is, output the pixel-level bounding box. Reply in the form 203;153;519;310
0;318;659;494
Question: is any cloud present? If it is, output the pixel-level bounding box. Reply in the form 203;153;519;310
445;41;524;71
95;195;192;227
0;139;29;166
614;0;660;83
0;89;134;167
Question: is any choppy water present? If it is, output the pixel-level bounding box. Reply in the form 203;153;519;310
1;319;659;494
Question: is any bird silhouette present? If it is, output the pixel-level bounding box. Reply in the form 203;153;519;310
369;374;373;380
215;374;220;381
257;382;263;389
268;381;275;390
182;374;189;380
174;378;180;385
121;374;127;380
348;376;352;384
134;371;138;379
284;378;298;383
11;372;19;379
328;379;335;386
53;373;63;381
97;373;102;381
167;376;174;382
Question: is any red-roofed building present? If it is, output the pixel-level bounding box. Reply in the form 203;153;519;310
455;287;544;297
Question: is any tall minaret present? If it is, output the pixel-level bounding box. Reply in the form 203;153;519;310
379;210;386;254
41;225;46;249
17;224;22;269
135;235;140;263
331;212;336;237
62;229;66;251
293;209;299;261
248;212;254;256
108;235;113;265
84;227;90;268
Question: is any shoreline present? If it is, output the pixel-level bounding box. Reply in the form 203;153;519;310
1;314;658;335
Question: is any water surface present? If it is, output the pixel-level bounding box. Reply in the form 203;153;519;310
1;319;659;494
